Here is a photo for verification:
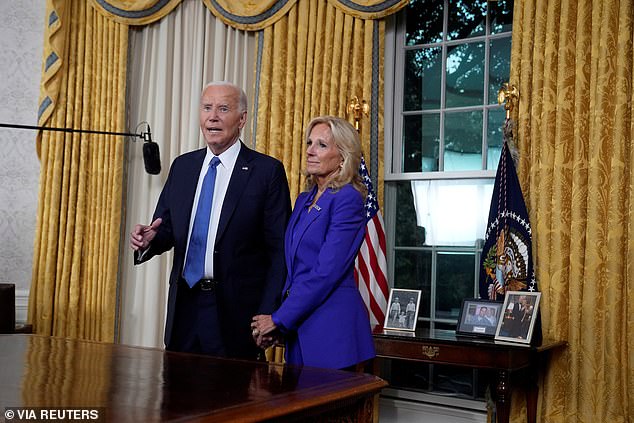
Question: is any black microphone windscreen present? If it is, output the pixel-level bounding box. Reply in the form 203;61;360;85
142;141;161;175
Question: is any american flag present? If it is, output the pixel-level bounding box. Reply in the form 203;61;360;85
355;157;389;326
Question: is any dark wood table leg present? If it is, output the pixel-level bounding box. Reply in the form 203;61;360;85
525;363;539;423
495;369;511;423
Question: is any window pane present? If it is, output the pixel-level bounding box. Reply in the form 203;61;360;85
490;0;514;34
380;359;494;400
444;111;483;171
435;252;476;320
403;114;440;172
446;42;485;108
432;366;478;397
405;179;494;246
487;107;505;169
447;0;486;41
405;0;443;45
394;250;432;317
394;181;426;246
489;37;512;104
388;361;432;391
403;115;422;172
404;48;442;111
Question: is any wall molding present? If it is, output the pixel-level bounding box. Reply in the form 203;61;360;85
16;289;29;324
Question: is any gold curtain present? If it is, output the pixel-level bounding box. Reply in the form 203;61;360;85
254;0;387;203
511;0;633;421
29;0;128;342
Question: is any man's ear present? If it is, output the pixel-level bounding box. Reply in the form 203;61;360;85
239;111;247;129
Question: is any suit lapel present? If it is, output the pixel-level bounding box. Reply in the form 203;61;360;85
284;190;311;278
287;187;331;273
215;143;252;243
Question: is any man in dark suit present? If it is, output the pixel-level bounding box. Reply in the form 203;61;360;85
130;81;291;360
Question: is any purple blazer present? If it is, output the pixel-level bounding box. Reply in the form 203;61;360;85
272;184;376;369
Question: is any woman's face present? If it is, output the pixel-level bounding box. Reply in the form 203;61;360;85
305;123;342;182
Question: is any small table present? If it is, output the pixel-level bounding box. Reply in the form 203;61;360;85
372;326;565;423
0;334;387;422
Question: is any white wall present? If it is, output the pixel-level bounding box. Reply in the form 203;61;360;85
379;397;487;423
0;1;45;323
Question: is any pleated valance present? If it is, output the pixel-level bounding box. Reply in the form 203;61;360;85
89;0;182;25
327;0;410;20
89;0;408;28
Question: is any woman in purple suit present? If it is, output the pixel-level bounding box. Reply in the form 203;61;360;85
251;116;375;370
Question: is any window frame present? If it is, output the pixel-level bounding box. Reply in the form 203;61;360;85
384;1;513;328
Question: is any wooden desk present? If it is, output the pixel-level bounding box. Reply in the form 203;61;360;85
0;334;386;422
372;327;565;423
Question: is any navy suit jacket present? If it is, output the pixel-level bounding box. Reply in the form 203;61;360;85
136;142;291;357
273;184;375;369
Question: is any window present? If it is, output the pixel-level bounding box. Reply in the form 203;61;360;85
383;0;514;402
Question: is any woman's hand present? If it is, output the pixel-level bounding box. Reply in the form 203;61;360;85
251;314;278;347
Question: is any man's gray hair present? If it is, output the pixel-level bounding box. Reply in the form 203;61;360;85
202;81;248;112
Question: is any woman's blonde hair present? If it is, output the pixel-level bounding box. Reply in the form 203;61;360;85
304;116;367;197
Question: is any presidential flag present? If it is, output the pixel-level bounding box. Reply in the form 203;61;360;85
479;120;538;301
355;157;389;326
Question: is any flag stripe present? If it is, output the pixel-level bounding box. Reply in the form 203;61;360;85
366;216;389;297
355;156;389;328
360;230;388;309
356;245;387;325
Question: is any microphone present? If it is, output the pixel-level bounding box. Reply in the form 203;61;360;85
141;125;161;175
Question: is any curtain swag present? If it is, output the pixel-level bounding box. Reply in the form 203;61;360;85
90;0;408;28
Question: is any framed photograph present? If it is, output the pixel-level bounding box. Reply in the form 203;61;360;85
495;291;541;344
384;288;421;331
456;299;503;337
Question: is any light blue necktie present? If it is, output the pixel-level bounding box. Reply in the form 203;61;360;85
183;156;221;287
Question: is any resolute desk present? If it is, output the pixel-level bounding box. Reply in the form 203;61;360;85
372;326;565;423
0;334;387;422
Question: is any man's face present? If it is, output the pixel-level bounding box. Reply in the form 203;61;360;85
199;84;247;155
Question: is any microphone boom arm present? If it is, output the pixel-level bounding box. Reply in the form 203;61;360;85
0;122;146;140
1;121;161;175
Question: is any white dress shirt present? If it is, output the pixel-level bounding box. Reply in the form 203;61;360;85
184;141;241;279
